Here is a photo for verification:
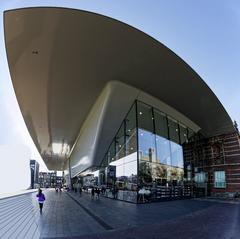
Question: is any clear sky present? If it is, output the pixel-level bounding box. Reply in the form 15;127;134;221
0;0;239;193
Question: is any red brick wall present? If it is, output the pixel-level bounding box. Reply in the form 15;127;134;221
183;131;240;196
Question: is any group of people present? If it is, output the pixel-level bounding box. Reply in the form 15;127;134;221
55;187;62;192
74;186;83;195
35;185;121;214
73;185;102;200
91;187;101;200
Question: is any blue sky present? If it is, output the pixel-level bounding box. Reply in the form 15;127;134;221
0;1;239;191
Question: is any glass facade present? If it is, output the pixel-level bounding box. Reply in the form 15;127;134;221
98;104;138;202
98;100;196;203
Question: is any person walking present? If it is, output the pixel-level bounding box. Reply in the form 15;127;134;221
36;188;46;214
96;188;100;200
91;187;95;200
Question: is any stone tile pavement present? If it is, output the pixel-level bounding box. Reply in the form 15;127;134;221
65;191;240;239
37;189;105;238
1;189;239;239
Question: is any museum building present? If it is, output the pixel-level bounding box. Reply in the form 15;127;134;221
4;7;240;203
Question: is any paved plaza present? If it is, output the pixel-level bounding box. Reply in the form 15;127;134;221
0;189;239;239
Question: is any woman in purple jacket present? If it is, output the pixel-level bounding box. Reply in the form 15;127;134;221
36;188;46;214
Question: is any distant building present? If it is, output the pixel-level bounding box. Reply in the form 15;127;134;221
30;160;39;189
56;176;63;187
38;172;63;188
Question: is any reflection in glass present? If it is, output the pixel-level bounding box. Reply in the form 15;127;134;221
154;110;168;138
156;135;171;165
116;123;125;160
101;154;108;167
168;117;180;144
168;167;184;182
125;104;137;155
138;128;156;162
139;160;152;185
108;141;116;163
188;128;195;142
109;152;138;199
99;168;106;185
110;158;124;178
152;163;167;185
123;153;138;190
179;124;188;145
99;100;197;202
137;102;154;132
170;141;184;168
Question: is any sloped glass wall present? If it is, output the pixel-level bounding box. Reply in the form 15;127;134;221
99;103;138;202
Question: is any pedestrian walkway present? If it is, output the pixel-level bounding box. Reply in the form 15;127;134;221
67;191;240;239
67;191;213;229
38;190;105;238
0;189;239;239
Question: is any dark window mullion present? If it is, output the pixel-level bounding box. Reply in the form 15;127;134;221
136;100;140;191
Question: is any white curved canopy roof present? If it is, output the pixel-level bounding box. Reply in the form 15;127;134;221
4;7;234;170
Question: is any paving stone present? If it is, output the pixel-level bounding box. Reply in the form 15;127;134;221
1;189;240;239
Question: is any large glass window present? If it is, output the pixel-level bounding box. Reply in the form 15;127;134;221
116;123;125;160
154;110;168;139
152;163;168;186
122;153;138;190
110;158;124;179
138;129;156;162
139;161;152;185
108;141;116;163
195;172;206;183
98;102;139;202
137;102;156;162
179;124;188;145
101;154;108;167
156;135;171;165
137;102;154;132
168;166;184;185
170;141;183;168
168;117;180;144
125;104;137;155
188;128;195;142
214;171;226;188
99;100;198;202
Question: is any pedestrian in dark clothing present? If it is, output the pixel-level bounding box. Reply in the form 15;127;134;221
102;186;106;195
79;187;82;196
36;188;46;214
91;187;95;200
95;188;100;199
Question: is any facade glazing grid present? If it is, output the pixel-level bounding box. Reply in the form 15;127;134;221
98;100;196;203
